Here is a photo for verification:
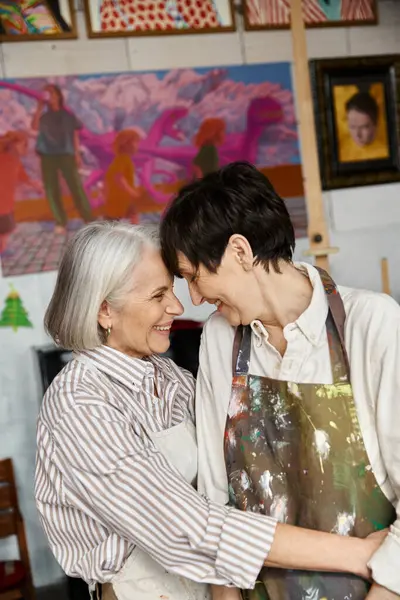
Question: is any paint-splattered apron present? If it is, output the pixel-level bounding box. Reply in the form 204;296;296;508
224;269;395;600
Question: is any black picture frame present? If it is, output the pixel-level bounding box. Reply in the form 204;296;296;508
310;55;400;190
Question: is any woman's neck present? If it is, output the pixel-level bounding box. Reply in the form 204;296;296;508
254;262;313;330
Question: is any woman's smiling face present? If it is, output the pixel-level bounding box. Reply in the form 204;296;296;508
98;246;184;357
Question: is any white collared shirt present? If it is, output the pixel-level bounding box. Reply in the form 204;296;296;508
196;262;400;594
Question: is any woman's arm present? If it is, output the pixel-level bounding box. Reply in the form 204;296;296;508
211;585;242;600
212;527;387;600
267;523;386;578
31;100;44;131
366;584;400;600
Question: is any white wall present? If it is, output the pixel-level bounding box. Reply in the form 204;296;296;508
0;0;400;588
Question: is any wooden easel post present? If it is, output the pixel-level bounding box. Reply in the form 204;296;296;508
289;0;339;272
381;258;391;295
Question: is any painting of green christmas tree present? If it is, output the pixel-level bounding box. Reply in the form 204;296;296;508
0;285;33;332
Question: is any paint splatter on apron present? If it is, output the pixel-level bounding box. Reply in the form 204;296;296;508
224;268;395;600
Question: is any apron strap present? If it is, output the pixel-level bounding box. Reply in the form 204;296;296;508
232;325;252;376
232;326;242;375
316;267;351;379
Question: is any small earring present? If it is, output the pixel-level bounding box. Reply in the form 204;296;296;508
106;325;112;339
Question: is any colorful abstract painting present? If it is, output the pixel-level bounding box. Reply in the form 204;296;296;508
84;0;235;37
0;0;76;40
244;0;377;30
0;63;306;277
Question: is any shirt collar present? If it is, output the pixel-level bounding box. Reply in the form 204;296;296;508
77;345;173;392
149;352;174;378
250;261;329;347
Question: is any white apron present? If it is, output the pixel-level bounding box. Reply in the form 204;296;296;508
75;355;211;600
104;421;211;600
106;419;211;600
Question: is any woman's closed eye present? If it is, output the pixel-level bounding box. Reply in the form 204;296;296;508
151;283;174;302
153;292;166;302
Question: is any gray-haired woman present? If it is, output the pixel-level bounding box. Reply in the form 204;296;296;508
35;222;385;600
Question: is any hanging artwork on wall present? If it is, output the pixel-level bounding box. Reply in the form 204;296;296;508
310;55;400;190
0;0;77;42
244;0;378;30
83;0;236;37
0;62;306;277
0;285;33;332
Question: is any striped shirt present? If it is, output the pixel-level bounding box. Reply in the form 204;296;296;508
35;345;277;588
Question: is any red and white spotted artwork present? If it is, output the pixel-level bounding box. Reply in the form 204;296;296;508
244;0;377;29
85;0;235;36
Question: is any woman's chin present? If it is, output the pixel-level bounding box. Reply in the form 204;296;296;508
223;310;242;327
150;333;171;354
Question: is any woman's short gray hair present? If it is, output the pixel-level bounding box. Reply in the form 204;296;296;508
44;221;160;351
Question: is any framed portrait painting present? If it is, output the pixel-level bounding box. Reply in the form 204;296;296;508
310;55;400;190
83;0;236;38
0;0;77;41
244;0;378;31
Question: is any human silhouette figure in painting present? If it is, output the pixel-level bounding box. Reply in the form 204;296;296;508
32;84;93;234
103;129;141;224
0;131;42;255
192;118;226;179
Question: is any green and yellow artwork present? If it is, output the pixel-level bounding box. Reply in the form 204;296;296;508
0;284;33;332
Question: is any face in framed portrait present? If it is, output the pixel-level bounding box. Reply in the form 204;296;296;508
0;0;76;41
83;0;236;38
310;55;400;190
333;83;390;164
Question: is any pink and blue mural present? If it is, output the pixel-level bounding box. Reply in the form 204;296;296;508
0;63;306;277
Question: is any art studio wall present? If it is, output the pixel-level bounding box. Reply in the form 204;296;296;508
0;0;400;590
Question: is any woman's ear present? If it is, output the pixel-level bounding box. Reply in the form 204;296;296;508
98;300;112;330
228;234;254;271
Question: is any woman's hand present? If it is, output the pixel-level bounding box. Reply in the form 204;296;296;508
355;529;389;580
366;529;389;546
